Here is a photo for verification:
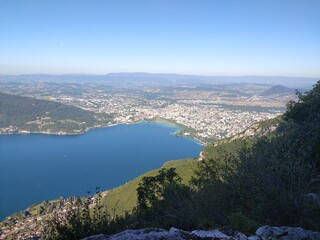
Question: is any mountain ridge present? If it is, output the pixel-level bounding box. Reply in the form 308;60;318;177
0;73;317;89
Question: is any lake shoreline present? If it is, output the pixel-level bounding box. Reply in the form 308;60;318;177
0;123;203;220
0;118;206;146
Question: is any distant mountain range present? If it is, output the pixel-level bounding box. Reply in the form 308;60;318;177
0;73;318;89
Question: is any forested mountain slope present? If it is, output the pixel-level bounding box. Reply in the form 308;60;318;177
101;81;320;233
0;92;112;134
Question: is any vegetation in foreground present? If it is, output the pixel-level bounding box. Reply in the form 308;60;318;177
1;81;319;239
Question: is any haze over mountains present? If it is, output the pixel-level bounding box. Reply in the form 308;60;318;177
0;73;318;89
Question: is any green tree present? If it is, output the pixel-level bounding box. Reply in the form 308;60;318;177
136;168;195;229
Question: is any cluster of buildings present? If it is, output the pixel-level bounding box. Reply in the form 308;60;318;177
52;88;283;143
0;82;288;143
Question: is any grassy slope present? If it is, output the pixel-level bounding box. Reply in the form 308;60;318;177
102;158;199;217
103;140;249;218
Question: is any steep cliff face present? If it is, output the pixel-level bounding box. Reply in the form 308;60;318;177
222;122;277;143
214;117;281;146
200;117;281;160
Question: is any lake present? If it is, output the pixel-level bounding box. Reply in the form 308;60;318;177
0;122;202;220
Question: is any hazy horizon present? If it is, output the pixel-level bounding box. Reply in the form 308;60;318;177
1;1;320;77
0;72;319;79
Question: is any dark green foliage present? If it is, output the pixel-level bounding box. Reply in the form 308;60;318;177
135;168;196;229
191;81;320;231
284;81;320;123
190;154;238;228
137;168;181;210
130;81;320;232
284;81;320;169
45;198;91;240
203;138;254;162
236;128;317;225
228;212;258;234
44;195;108;240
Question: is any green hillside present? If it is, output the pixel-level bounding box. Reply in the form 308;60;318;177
0;92;112;134
102;158;199;217
102;117;281;219
102;81;320;233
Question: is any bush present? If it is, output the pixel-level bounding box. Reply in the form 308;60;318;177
229;212;258;234
135;168;196;229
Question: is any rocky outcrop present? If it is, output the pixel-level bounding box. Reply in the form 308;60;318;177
213;121;278;147
81;226;320;240
252;226;320;240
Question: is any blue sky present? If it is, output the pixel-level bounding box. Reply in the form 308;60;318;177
0;0;319;77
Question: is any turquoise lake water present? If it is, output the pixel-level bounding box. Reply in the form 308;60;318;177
0;122;202;220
